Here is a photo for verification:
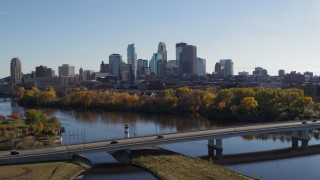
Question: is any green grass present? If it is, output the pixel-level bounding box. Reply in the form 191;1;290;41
0;162;84;180
130;148;252;180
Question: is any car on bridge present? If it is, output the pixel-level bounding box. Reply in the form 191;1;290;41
110;140;118;144
10;151;19;155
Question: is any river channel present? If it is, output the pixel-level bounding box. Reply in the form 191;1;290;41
1;99;320;180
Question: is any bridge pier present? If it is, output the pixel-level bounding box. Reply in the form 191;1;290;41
291;129;309;149
208;138;223;159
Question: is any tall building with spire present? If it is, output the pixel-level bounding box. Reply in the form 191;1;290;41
10;57;22;84
127;44;137;79
157;42;167;77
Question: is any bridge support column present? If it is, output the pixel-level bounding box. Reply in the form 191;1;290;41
301;130;309;149
291;130;309;149
208;139;223;159
291;138;299;149
208;139;215;157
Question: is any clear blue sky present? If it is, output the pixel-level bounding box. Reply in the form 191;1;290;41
1;0;320;78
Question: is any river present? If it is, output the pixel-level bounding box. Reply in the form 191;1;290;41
1;99;320;180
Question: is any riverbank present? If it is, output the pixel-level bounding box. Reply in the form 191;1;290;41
128;147;252;180
0;161;85;180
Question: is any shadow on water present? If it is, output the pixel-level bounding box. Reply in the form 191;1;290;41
79;152;157;180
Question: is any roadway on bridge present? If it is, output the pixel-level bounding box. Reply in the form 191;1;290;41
1;120;320;162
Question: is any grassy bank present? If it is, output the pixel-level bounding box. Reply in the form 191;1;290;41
130;148;252;180
0;161;85;180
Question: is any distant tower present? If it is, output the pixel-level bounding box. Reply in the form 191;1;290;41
180;45;197;76
158;42;167;62
109;54;123;79
176;42;187;67
58;64;75;77
79;67;83;81
279;69;285;77
127;44;137;79
219;59;233;77
157;42;168;77
214;62;221;75
197;57;206;77
10;57;22;84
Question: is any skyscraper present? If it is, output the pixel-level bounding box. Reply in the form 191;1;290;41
219;59;233;77
137;59;148;76
10;57;22;84
176;43;187;65
214;62;221;75
197;57;206;77
127;44;137;79
58;64;75;77
180;45;197;76
149;53;163;76
158;42;167;62
35;65;55;77
100;61;110;73
109;54;123;79
157;42;167;77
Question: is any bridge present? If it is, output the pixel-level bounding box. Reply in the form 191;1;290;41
0;84;14;101
1;120;320;165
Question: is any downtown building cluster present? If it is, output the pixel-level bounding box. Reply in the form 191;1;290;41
4;42;320;102
5;42;207;91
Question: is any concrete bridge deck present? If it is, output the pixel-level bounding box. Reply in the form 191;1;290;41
1;120;320;165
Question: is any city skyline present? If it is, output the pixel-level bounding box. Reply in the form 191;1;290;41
1;0;320;78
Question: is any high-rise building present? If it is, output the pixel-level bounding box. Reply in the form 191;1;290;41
10;57;22;84
157;42;167;77
36;65;55;77
219;59;233;77
167;60;179;76
109;54;123;79
100;61;109;73
176;42;187;67
120;64;134;82
180;45;197;76
278;69;285;77
127;44;137;79
149;53;163;76
83;70;94;81
214;62;221;75
58;64;75;77
137;59;148;76
158;42;167;62
197;57;206;77
79;67;84;81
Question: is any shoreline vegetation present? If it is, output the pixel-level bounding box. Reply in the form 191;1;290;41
128;147;253;180
16;86;320;122
0;110;62;150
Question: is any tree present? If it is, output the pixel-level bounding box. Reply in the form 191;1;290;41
47;117;61;129
36;122;44;133
25;109;41;125
12;131;17;139
239;97;258;115
1;128;8;139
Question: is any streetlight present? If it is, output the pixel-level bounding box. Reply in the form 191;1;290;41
83;128;85;149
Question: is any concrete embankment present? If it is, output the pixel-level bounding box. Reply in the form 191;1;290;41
210;144;320;165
